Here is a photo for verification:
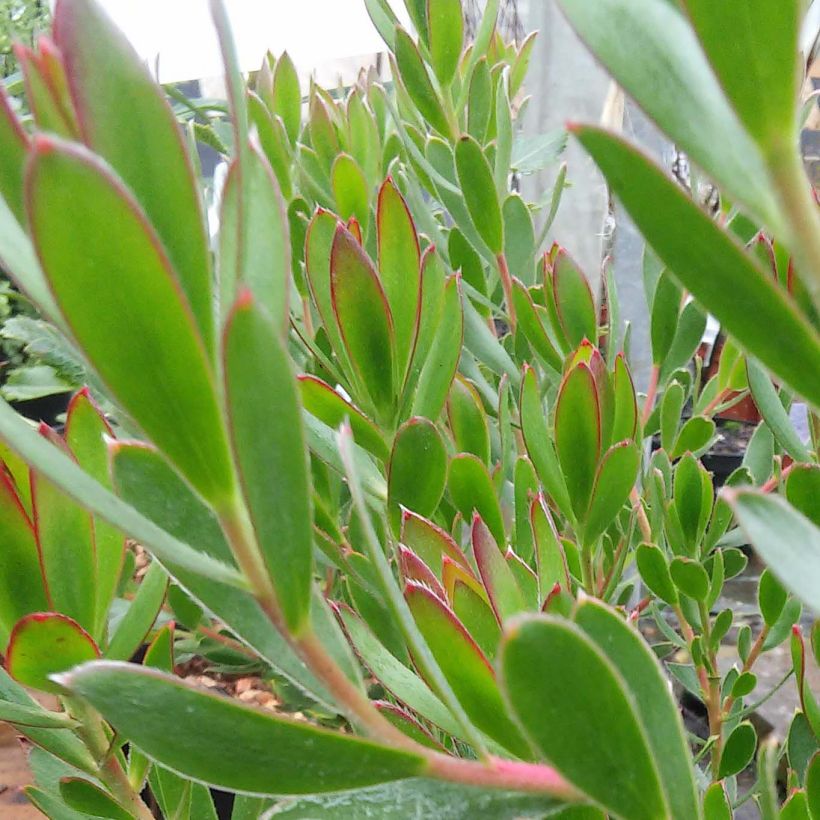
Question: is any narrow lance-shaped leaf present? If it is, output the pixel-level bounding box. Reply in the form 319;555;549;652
378;178;421;379
224;292;313;634
0;86;29;221
54;0;214;352
413;274;463;421
582;441;640;547
331;224;396;423
552;250;596;347
31;430;97;634
394;28;453;139
58;662;426;795
272;52;301;147
26;138;235;504
427;0;463;86
455;135;504;255
572;126;820;408
727;489;820;612
557;0;781;230
683;0;799;152
65;389;124;639
555;363;601;520
448;454;505;546
105;561;168;662
472;516;525;623
298;376;390;463
218;142;290;332
0;472;48;644
404;582;531;758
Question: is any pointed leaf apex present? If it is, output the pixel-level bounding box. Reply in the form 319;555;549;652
565;120;581;133
234;287;254;309
792;624;802;637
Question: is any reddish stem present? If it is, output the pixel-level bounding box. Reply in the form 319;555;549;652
496;253;516;331
427;755;581;800
641;365;660;427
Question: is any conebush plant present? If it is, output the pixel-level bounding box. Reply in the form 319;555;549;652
0;0;816;817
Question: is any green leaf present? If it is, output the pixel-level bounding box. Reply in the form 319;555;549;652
0;667;95;774
331;224;396;422
394;28;453;139
702;782;731;820
59;662;426;794
512;280;563;372
248;92;293;201
636;544;678;606
388;417;447;526
0;470;48;644
427;0;463;86
54;0;214;352
611;354;638;442
27;138;234;504
670;557;709;602
728;489;820;612
455;135;504;255
448;453;505;546
519;366;573;520
503;196;534;282
572;126;820;408
747;359;812;462
404;582;530;757
7;613;99;694
299;376;389;463
401;510;471;580
0;700;77;729
787;465;820;527
718;721;757;778
272;52;301;147
583;441;640;546
510;131;568;175
377;178;421;379
0;87;28;222
105;561;168;661
466;59;492;144
447;376;490;464
224;293;313;633
472;516;525;623
339;606;461;738
573;599;699;819
266;779;563;819
552;250;596;347
59;778;132;820
683;0;799;152
807;753;820;820
332;154;369;228
555;363;600;520
758;568;788;628
650;272;680;367
65;390;124;639
500;616;666;819
110;442;335;709
659;301;707;385
671;416;715;460
558;0;780;229
218;143;290;331
31;438;96;634
364;0;401;51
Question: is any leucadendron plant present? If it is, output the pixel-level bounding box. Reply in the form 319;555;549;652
0;0;816;817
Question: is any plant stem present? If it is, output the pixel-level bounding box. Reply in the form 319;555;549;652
630;487;652;542
641;365;660;428
296;630;415;749
496;253;516;331
67;698;154;820
425;755;581;800
769;138;820;314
